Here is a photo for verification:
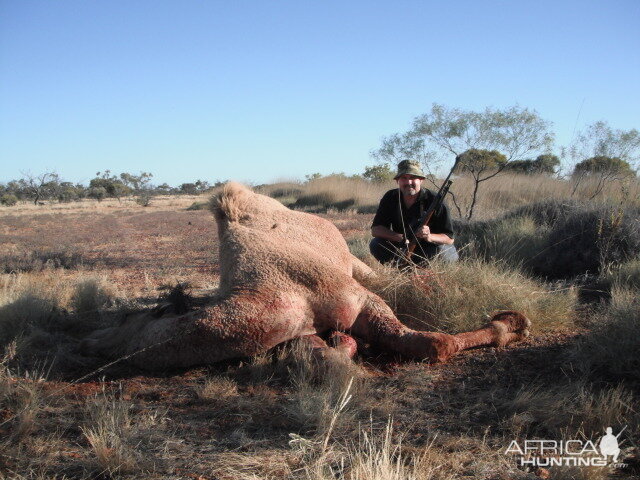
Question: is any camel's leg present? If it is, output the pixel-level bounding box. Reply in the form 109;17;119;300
451;311;531;351
299;332;357;362
81;290;314;370
350;254;374;282
349;294;530;363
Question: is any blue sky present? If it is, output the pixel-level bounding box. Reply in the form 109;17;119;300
1;0;638;186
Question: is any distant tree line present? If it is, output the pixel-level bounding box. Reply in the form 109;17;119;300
0;170;224;206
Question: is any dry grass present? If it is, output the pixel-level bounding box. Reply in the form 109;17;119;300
0;343;44;441
568;286;640;383
602;257;640;291
82;389;138;476
447;173;639;220
239;339;367;437
499;381;638;440
291;176;390;213
0;194;204;217
210;421;528;480
0;273;119;350
363;259;577;333
196;375;238;401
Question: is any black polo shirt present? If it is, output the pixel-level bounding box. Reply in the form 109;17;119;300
371;188;454;242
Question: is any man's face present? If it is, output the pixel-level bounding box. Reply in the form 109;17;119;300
396;174;423;197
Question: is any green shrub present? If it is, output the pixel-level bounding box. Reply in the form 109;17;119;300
0;194;18;206
573;156;635;177
88;186;107;201
502;198;582;226
135;193;152;207
455;215;548;270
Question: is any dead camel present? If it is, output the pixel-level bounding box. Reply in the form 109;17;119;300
81;182;530;369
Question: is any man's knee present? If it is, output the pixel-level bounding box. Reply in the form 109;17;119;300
437;244;459;263
370;238;459;265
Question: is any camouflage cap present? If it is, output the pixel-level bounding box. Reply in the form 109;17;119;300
394;160;425;180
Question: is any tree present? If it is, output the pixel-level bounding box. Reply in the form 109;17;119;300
570;121;640;169
88;186;107;202
534;154;561;174
372;104;554;219
180;183;198;195
0;194;18;206
504;154;560;174
573;156;634;177
305;173;323;182
194;179;211;192
156;183;173;195
20;171;60;205
453;149;508;219
572;156;635;199
120;172;153;192
363;164;395;183
453;149;508;174
569;122;639;198
57;182;82;203
90;171;131;200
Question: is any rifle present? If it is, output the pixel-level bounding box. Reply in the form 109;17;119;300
399;162;458;265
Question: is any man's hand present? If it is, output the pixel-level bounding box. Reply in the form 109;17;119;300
416;225;432;242
415;226;455;246
372;225;405;244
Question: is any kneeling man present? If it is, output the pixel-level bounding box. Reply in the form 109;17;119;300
370;160;458;265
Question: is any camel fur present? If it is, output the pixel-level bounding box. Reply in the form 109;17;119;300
81;182;530;369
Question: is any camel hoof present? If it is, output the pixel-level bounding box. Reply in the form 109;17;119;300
328;331;358;359
489;311;531;333
487;311;531;348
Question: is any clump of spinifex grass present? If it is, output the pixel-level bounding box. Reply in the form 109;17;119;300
239;338;367;438
0;273;120;377
600;257;640;291
0;247;87;274
283;342;366;439
568;286;640;383
362;258;577;334
82;389;138;476
456;200;640;280
498;381;638;441
0;343;44;441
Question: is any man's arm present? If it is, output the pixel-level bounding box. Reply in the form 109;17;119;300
371;190;403;242
415;225;454;245
371;225;404;243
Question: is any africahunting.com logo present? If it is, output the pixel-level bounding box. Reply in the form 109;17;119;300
504;426;628;468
